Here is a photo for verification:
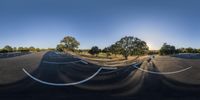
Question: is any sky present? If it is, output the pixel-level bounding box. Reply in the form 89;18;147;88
0;0;200;50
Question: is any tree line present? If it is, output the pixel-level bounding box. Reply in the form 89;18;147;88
159;43;200;55
0;45;54;53
56;36;149;59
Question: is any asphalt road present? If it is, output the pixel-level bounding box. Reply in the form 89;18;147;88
0;52;200;100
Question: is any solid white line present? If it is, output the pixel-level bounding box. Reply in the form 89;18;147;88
132;64;192;75
22;68;102;86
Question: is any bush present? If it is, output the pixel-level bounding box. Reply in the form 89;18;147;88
0;49;8;53
88;46;101;56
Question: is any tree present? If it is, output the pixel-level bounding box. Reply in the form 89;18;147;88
56;44;65;52
185;47;193;53
0;48;8;53
115;36;148;60
159;43;176;55
18;47;29;52
131;37;149;55
18;47;24;52
109;44;121;56
102;47;111;58
60;36;80;51
148;50;159;55
29;46;36;52
23;47;30;52
176;47;200;53
88;46;101;56
13;47;17;52
36;48;40;52
192;48;199;53
3;45;13;52
176;48;186;53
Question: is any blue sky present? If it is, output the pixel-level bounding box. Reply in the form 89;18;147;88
0;0;200;50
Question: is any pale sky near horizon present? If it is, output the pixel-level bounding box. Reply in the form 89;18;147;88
0;0;200;50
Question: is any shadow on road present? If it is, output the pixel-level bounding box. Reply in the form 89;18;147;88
1;52;200;100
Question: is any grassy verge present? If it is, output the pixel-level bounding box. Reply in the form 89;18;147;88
70;51;148;67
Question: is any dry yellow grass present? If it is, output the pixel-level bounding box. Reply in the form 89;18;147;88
73;52;148;67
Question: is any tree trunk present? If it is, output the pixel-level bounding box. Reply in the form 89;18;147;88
125;55;128;60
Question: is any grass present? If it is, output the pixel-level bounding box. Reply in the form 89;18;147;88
75;51;148;67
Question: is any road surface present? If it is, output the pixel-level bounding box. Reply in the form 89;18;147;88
0;52;200;100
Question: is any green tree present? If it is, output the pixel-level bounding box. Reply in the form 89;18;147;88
192;48;198;53
56;44;65;52
185;47;193;53
102;47;111;58
109;44;121;56
18;47;24;52
198;49;200;53
29;46;36;52
13;47;17;52
18;47;29;52
60;36;80;51
160;43;176;55
131;37;149;55
23;47;30;52
176;48;186;53
36;48;40;52
115;36;148;60
88;46;101;56
3;45;13;52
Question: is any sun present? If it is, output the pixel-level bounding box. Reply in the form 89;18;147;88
146;42;153;50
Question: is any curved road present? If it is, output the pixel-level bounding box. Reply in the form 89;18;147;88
0;52;200;100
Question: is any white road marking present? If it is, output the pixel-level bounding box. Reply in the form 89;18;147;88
132;64;192;75
22;68;102;86
80;60;88;64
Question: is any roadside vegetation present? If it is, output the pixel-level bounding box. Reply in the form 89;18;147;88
55;35;200;65
159;43;200;55
57;36;149;59
0;45;54;53
56;35;149;66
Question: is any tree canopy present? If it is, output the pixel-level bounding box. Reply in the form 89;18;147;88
176;47;200;53
29;46;36;52
102;47;111;58
114;36;148;59
60;36;80;51
3;45;13;52
88;46;101;56
56;44;65;52
159;43;176;55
